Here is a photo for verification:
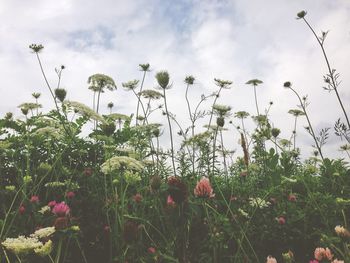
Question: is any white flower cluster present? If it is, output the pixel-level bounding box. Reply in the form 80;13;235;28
31;227;55;239
2;236;43;255
2;227;55;256
249;197;270;209
101;156;144;174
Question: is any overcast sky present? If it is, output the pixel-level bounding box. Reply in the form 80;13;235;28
1;0;350;160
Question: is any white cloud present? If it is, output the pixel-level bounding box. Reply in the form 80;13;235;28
1;0;350;159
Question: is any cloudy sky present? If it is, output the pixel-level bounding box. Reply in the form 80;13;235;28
1;0;350;159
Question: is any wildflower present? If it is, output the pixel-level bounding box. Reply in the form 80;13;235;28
288;194;297;202
30;195;40;203
314;247;333;261
34;240;53;257
48;201;57;209
167;176;188;203
2;236;43;255
66;191;75;199
334;225;350;237
309;260;319;263
54;217;69;230
214;78;232;89
185;75;195;85
148;247;156;254
101;156;144;174
23;175;32;184
70;225;80;232
332;260;344;263
133;193;142;203
54;88;67;102
52;202;70;217
240;171;248;177
64;100;106;123
282;250;294;263
296;10;307;19
5;185;15;192
238;208;249;218
266;256;277;263
155;71;170;89
138;89;163;100
139;63;150;72
19;205;25;215
124;171;142;185
122;80;139;91
277;216;286;225
249;198;270;208
194;177;215;198
29;44;44;53
31;227;55;239
167;195;176;207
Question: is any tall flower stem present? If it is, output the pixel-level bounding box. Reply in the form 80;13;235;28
136;70;147;125
208;87;223;129
185;83;195;174
163;89;176;176
253;85;260;116
302;17;350;129
287;86;324;161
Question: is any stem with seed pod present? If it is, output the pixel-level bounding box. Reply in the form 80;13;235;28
301;16;350;129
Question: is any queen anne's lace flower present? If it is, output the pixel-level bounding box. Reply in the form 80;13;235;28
34;240;53;257
31;227;55;239
2;236;43;255
101;156;144;174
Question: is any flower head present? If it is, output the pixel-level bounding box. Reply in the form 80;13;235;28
167;176;188;203
2;236;43;255
266;256;277;263
335;225;350;237
155;71;170;89
66;191;75;199
52;202;70;217
194;177;215;198
30;195;39;203
167;195;176;207
133;193;142;203
19;205;25;215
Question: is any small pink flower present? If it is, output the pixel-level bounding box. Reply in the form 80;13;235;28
30;195;39;203
167;195;175;207
52;202;70;217
194;177;215;198
48;200;57;208
19;205;25;215
104;225;111;233
277;216;286;225
332;259;344;263
133;193;142;203
309;260;319;263
266;256;277;263
148;247;156;254
66;191;75;199
314;247;325;261
288;194;297;202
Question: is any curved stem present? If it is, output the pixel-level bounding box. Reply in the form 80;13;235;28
302;17;350;129
288;87;324;161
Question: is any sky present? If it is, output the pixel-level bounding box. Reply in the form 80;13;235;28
1;0;350;160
